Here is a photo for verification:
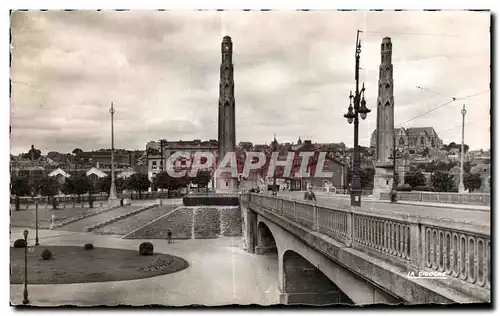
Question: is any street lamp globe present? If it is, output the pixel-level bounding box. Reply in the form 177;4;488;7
347;117;354;124
359;97;371;120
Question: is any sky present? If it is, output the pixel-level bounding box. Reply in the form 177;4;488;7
10;10;491;155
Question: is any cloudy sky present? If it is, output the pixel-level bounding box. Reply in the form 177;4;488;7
10;10;490;155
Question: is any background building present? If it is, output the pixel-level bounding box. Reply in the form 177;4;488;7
371;127;443;153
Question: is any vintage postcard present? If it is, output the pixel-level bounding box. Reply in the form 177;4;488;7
9;9;491;307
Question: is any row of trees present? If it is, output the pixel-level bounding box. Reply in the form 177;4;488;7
10;170;213;210
402;169;483;192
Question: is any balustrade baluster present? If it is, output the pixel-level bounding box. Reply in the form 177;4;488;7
486;240;490;289
444;232;451;274
451;233;458;278
345;211;352;247
460;234;467;280
293;201;296;220
468;237;477;284
390;223;395;255
437;231;444;272
431;229;438;269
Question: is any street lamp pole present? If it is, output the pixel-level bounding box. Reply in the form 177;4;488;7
388;135;402;203
459;104;467;193
22;229;29;305
35;202;39;246
108;103;118;207
159;139;167;172
272;134;277;195
343;30;371;207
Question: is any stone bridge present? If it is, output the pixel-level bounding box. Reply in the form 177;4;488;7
240;193;490;305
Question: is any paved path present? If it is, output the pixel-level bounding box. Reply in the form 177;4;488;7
277;192;490;227
10;228;280;306
56;206;143;232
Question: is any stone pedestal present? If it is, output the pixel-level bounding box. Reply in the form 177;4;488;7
216;178;238;193
373;162;394;199
108;197;120;208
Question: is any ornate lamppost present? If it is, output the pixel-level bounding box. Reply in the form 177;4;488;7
458;104;467;193
388;136;403;203
22;229;29;305
108;103;119;207
35;202;39;246
343;30;371;207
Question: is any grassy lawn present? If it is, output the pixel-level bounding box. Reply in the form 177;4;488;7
10;246;189;284
10;207;102;229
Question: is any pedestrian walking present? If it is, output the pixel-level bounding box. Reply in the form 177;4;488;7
304;187;316;202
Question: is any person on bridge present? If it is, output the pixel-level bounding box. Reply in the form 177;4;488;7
304;187;316;202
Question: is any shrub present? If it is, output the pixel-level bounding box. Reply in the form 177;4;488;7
396;184;412;192
139;242;154;256
412;185;436;192
13;239;27;248
40;248;53;260
84;243;94;250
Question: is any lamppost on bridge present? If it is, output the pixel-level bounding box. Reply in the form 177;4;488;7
22;229;29;305
388;136;403;203
343;30;371;207
458;104;467;193
108;103;119;207
272;134;278;196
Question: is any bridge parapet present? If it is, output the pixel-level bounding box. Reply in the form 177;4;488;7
380;191;490;206
243;193;491;297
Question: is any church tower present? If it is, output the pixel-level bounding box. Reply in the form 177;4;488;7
217;36;238;192
373;37;395;198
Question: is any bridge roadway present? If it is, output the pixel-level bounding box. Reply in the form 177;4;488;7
277;191;490;227
242;192;490;305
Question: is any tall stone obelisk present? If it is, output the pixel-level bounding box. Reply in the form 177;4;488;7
216;36;238;192
373;37;395;199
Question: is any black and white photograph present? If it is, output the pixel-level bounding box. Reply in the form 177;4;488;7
8;6;491;308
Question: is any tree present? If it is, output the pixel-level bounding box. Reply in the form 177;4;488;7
435;160;457;172
38;176;61;209
345;167;375;190
28;177;41;197
127;173;151;199
192;170;212;188
22;146;41;161
404;169;426;188
463;173;482;192
11;176;30;211
153;172;190;197
431;171;455;192
62;175;91;201
72;148;83;156
98;176;126;194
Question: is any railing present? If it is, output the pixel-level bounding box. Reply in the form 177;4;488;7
10;191;180;205
421;223;490;289
246;193;490;290
380;191;490;206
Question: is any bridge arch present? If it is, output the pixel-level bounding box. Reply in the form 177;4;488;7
256;214;398;305
282;249;354;305
255;221;278;255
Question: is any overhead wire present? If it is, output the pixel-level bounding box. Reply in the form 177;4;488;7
395;90;489;128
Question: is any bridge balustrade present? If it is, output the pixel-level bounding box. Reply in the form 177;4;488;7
421;224;490;289
381;191;490;206
244;193;490;290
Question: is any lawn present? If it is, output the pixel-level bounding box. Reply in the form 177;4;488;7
10;207;101;229
10;246;189;284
